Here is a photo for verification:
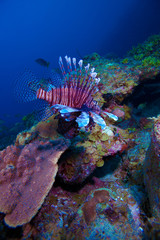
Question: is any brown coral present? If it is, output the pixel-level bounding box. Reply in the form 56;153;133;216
0;138;70;227
31;115;60;140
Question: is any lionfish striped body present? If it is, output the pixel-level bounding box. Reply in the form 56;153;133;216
37;81;99;113
36;56;100;113
15;56;108;138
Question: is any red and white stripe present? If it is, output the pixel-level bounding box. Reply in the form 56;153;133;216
36;56;101;114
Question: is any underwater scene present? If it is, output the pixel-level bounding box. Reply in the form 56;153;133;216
0;0;160;239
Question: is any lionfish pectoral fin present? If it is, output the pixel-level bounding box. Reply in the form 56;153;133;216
75;111;90;128
52;104;79;113
90;111;106;130
48;70;63;88
102;111;118;121
52;104;80;122
13;68;40;103
33;100;54;122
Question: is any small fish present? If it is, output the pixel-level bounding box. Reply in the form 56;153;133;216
14;56;115;133
35;58;50;67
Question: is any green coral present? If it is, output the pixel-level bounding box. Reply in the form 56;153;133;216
129;34;160;59
121;58;129;64
121;34;160;73
141;56;160;68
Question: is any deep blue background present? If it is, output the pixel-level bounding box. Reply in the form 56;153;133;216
0;0;160;125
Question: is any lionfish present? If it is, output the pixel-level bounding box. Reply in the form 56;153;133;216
14;56;117;138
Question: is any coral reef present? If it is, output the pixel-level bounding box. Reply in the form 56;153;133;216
67;184;143;240
57;123;129;184
82;35;160;105
0;34;160;239
144;116;160;220
0;138;70;227
83;55;140;103
128;34;160;71
21;177;144;240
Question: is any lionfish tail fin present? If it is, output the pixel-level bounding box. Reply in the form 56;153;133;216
14;68;41;103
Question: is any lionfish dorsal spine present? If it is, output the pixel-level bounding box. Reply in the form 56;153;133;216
59;56;67;80
72;58;76;70
65;56;72;72
78;59;83;74
36;56;101;111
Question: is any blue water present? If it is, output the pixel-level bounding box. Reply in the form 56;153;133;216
0;0;160;126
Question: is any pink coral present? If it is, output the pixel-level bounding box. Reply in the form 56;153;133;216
0;138;70;227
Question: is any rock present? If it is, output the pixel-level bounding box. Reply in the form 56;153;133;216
144;116;160;220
